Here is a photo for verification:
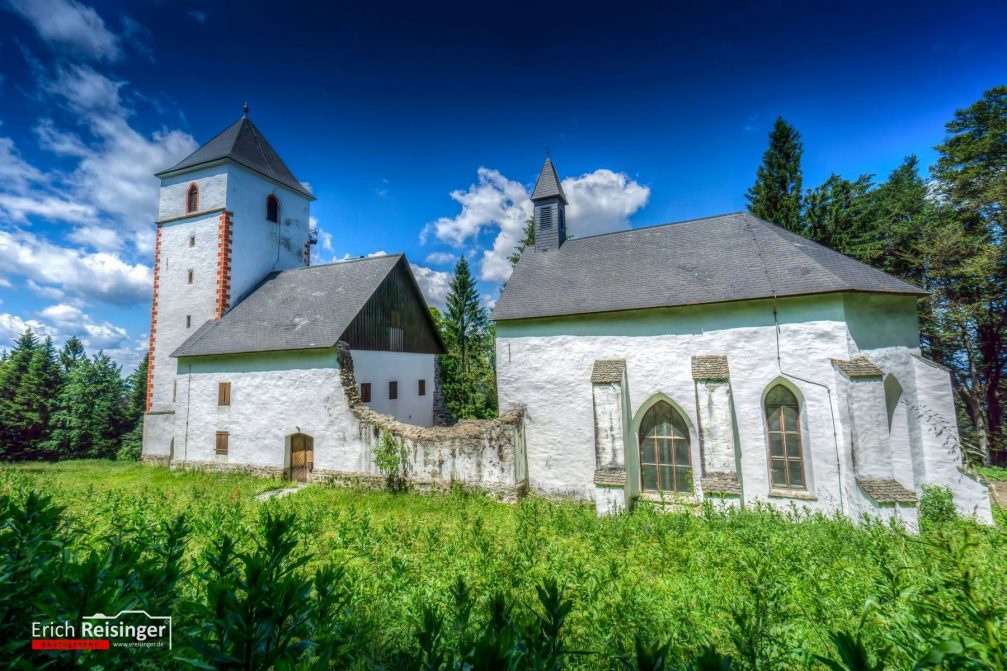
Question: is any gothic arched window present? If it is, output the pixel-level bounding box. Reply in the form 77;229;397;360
765;385;805;489
638;401;692;493
266;195;280;223
186;184;199;213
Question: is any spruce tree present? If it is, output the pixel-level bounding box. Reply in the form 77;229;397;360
439;257;497;419
0;330;40;459
117;354;149;460
746;117;805;233
803;173;873;254
444;256;485;374
19;337;62;457
48;352;127;459
59;336;85;375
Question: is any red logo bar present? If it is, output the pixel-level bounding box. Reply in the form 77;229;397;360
32;639;110;650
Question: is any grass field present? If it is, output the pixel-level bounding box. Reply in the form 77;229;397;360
1;460;1005;669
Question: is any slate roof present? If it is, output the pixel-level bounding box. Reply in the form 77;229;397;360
692;355;730;380
832;356;885;379
156;116;314;199
857;479;917;504
172;255;406;357
531;157;568;203
591;359;626;383
492;212;927;322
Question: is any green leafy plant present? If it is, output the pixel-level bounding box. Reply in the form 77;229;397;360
374;431;411;492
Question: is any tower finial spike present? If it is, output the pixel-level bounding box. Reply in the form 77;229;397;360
242;102;249;118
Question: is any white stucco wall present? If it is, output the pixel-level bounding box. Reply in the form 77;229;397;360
225;164;311;302
172;349;358;471
351;350;435;427
496;292;992;524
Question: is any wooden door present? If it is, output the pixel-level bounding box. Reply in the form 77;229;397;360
290;434;313;482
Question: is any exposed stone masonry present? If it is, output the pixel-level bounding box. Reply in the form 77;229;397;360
215;210;233;318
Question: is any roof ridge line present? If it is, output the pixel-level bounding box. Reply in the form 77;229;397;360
280;253;404;272
563;211;748;244
744;213;913;291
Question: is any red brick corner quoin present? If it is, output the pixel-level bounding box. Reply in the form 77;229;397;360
216;210;234;319
144;225;163;412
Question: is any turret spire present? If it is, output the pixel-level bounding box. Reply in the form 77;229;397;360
531;155;567;251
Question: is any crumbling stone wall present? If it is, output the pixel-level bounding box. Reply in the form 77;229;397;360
315;344;528;501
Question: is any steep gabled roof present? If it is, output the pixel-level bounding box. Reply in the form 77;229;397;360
172;254;440;357
156;116;314;199
492;212;927;322
530;157;567;203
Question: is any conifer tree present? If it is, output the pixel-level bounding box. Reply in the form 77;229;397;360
929;86;1007;463
0;330;40;459
444;256;486;375
438;257;497;419
59;336;85;375
47;352;127;459
803;173;873;254
746;117;805;233
117;354;149;460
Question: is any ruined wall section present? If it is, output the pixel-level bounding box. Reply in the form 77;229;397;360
313;344;528;501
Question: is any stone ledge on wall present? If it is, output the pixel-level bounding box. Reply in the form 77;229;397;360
312;469;528;503
171;460;286;479
140;454;170;467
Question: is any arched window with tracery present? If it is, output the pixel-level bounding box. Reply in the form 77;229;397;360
266;194;280;222
765;384;805;489
186;183;199;213
638;401;692;493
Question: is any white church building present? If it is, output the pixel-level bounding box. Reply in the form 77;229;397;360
142;110;993;526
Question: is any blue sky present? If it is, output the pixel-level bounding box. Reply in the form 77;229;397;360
1;0;1005;369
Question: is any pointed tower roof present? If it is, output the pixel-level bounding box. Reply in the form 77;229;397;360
156;109;314;199
531;156;567;204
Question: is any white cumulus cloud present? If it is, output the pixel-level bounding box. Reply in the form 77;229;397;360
409;264;451;310
6;0;123;61
424;166;649;284
0;229;152;305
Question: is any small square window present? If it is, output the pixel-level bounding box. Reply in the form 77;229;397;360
172;381;177;402
389;380;398;400
186;315;191;328
215;431;229;455
187;269;194;284
360;383;371;403
218;381;231;406
418;379;426;396
189;235;195;247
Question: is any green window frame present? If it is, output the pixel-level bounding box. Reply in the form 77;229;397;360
765;385;805;489
638;401;693;494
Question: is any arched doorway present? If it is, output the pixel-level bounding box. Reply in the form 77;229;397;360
289;433;314;482
638;400;693;494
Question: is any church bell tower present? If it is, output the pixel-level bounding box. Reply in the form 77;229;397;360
532;156;568;252
141;105;315;462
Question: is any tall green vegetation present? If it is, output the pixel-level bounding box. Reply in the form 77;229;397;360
0;330;147;461
2;462;1005;669
437;256;497;419
746;117;804;233
748;87;1007;465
